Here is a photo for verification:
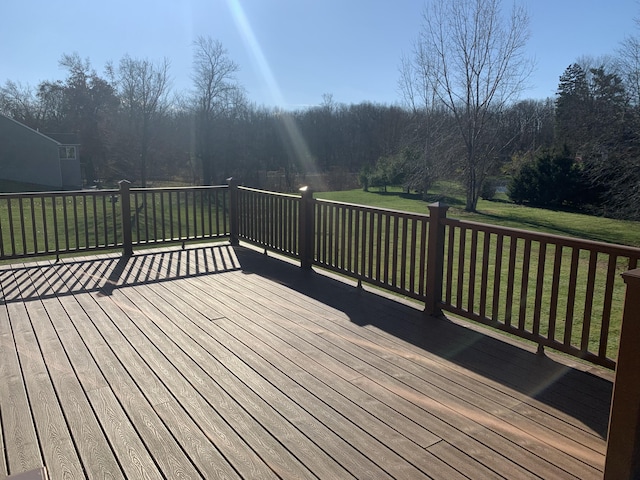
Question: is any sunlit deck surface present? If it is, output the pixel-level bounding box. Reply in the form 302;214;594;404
0;242;613;480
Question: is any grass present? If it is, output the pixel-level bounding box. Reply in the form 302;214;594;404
317;182;640;247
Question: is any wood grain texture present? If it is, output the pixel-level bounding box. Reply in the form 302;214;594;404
151;271;442;474
8;267;83;480
0;242;611;479
22;264;122;479
62;264;204;479
0;283;41;476
130;287;391;479
181;246;605;479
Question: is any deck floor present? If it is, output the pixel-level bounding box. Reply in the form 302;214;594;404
0;243;613;479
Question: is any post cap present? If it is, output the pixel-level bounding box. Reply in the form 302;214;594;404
622;268;640;285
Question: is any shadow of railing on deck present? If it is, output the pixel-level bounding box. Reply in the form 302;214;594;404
0;244;240;303
0;243;613;439
233;246;613;440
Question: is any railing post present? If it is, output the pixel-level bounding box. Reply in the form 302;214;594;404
604;268;640;480
425;202;448;316
119;180;133;256
299;186;314;270
227;177;239;246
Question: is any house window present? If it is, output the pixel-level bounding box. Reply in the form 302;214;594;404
59;146;76;159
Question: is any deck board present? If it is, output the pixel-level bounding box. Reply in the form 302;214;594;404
0;286;41;476
140;301;374;478
0;242;613;479
123;286;362;479
8;268;84;480
197;260;588;478
20;267;121;480
64;262;280;479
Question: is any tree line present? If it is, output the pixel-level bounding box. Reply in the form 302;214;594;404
2;0;640;221
0;38;407;192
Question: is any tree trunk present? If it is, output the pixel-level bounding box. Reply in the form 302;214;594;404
465;148;478;212
465;189;477;212
201;155;213;186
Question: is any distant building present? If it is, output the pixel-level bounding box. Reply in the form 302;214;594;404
0;114;82;190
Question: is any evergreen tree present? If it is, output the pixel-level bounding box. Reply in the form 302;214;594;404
507;148;590;208
555;63;590;152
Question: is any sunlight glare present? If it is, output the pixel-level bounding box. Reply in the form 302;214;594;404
225;0;318;176
225;0;281;105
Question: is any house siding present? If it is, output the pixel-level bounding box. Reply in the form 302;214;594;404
60;157;82;188
0;115;82;189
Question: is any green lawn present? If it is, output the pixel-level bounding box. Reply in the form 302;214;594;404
317;183;640;247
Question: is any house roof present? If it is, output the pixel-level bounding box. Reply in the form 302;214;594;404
0;114;79;146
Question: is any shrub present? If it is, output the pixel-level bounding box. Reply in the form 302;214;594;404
480;178;497;200
508;149;588;208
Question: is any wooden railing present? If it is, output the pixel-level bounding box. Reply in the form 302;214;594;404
235;185;300;257
605;268;640;479
128;183;229;247
233;187;640;369
438;215;640;369
2;180;639;369
0;188;123;259
0;181;229;260
312;198;431;300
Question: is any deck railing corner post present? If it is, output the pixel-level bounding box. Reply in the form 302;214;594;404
299;186;314;270
604;268;640;479
227;177;239;246
119;179;133;256
425;202;449;316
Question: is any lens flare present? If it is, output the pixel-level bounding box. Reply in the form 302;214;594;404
225;0;318;178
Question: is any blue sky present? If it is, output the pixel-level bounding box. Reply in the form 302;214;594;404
1;0;638;109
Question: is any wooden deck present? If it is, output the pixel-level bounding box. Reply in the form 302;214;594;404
0;242;613;479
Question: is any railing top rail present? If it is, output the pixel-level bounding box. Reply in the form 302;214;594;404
315;197;431;220
0;188;120;199
130;184;228;193
443;216;640;256
0;184;229;199
238;185;300;198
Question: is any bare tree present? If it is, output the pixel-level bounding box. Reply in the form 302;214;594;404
191;36;246;184
406;0;533;211
117;55;172;186
618;34;640;106
0;81;42;127
46;53;119;183
399;51;455;196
